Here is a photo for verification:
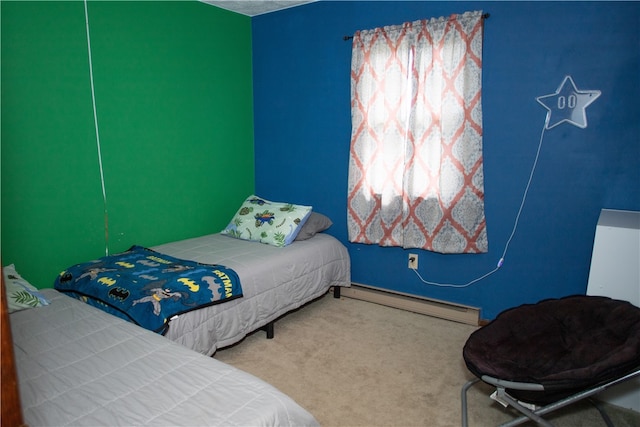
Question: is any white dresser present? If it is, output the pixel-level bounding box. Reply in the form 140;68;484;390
587;208;640;412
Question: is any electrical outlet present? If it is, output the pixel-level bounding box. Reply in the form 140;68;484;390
408;253;418;269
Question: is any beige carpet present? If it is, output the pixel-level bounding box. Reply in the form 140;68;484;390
215;293;640;427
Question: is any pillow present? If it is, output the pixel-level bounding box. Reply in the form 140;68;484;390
221;195;313;247
3;264;49;313
294;212;333;241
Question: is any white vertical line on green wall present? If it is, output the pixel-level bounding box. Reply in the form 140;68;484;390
84;0;110;255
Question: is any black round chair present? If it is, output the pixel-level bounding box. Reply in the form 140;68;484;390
461;295;640;426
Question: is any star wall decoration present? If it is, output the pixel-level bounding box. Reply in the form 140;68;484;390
536;75;601;130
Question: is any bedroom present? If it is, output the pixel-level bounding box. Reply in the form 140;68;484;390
2;0;638;325
1;0;639;424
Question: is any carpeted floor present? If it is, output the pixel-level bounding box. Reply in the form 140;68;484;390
215;292;640;427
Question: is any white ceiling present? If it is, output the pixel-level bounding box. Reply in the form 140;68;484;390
201;0;317;17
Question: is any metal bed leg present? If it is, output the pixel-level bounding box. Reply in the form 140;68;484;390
262;321;274;339
461;378;481;427
333;286;341;298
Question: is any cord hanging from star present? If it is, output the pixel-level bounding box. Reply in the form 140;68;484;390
411;75;602;288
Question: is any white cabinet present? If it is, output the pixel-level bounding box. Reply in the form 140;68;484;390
587;208;640;412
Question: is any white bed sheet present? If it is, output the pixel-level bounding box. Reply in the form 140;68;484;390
11;289;319;427
152;233;351;356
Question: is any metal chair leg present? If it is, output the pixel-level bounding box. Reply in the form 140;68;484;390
461;378;481;427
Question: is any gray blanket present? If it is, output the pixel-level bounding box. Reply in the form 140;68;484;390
11;289;319;426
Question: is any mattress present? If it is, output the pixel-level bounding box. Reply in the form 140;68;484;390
11;289;319;427
152;232;351;355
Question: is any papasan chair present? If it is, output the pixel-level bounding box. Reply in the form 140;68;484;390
461;295;640;426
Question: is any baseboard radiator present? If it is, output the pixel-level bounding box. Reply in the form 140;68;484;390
338;283;480;326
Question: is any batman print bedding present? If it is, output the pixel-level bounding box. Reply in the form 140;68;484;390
54;245;242;334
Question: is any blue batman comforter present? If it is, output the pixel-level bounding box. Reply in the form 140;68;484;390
54;245;242;334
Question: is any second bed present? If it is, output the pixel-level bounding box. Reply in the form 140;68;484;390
145;231;350;355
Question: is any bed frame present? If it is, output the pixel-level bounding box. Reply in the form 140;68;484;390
57;232;350;356
260;286;341;339
1;266;25;427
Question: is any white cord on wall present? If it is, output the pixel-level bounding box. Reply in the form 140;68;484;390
412;124;548;288
84;0;109;256
413;75;601;288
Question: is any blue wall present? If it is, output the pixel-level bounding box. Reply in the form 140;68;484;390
252;1;639;320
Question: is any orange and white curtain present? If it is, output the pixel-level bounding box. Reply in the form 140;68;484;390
347;11;488;254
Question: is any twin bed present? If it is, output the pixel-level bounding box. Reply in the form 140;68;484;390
54;230;350;356
5;201;351;425
152;231;350;355
55;199;351;356
9;288;320;426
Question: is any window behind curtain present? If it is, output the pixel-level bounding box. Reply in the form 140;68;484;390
347;11;488;254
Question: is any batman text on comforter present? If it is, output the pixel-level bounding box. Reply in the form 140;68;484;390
54;245;242;333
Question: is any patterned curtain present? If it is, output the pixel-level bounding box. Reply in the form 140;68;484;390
347;11;488;254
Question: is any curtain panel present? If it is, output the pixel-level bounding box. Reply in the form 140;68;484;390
347;10;488;254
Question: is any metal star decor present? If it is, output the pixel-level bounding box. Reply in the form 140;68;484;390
536;75;601;130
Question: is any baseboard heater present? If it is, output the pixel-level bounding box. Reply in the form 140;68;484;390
337;283;480;326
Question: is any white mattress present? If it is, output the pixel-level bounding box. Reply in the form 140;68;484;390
11;289;319;427
152;233;351;355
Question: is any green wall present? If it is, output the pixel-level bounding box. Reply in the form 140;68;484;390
1;1;255;288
